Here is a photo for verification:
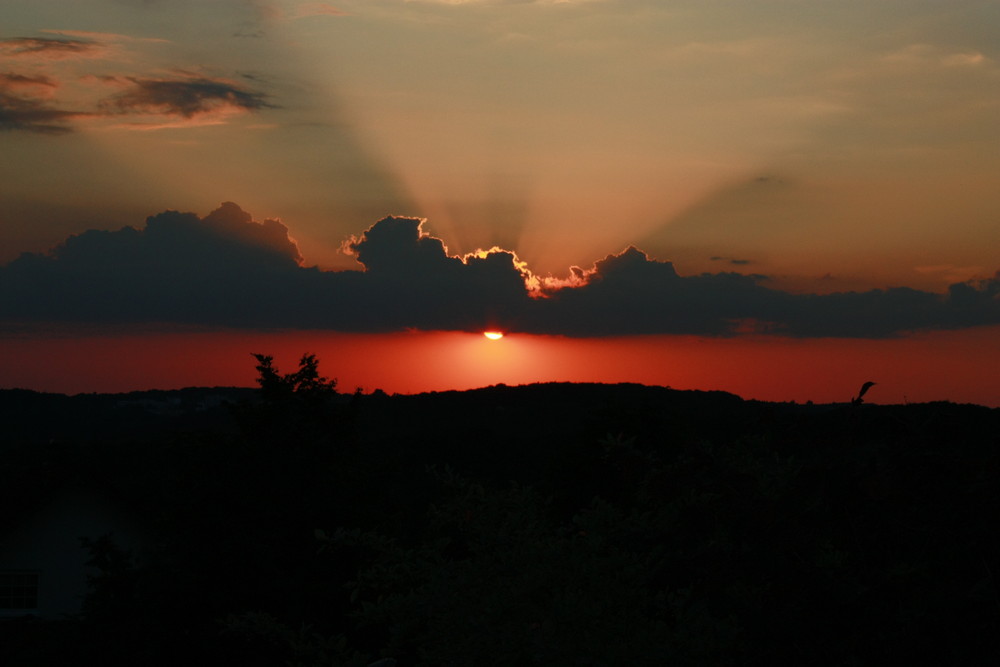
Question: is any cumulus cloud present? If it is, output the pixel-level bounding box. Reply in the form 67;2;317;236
531;247;787;336
1;204;998;337
536;248;1000;337
0;203;304;325
340;216;536;331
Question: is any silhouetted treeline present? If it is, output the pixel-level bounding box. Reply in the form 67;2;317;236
2;372;999;665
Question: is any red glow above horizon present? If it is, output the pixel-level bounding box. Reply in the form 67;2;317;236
0;327;998;407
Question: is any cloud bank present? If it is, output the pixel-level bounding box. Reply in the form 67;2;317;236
1;203;997;337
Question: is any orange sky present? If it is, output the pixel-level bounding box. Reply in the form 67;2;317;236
3;1;1000;291
1;327;997;407
2;2;999;405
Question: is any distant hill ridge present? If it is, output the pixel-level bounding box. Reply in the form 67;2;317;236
2;381;994;449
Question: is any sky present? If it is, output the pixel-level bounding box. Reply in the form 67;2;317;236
1;0;998;405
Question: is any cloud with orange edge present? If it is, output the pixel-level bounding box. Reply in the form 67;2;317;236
1;204;998;337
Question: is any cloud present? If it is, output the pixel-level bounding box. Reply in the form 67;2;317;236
0;73;81;134
0;41;93;134
0;36;107;61
0;73;59;96
538;248;1000;337
881;44;991;70
293;2;349;18
39;29;170;44
942;52;988;67
398;0;602;5
531;247;785;336
0;96;78;134
341;216;536;331
0;203;304;325
915;264;987;286
97;73;275;124
0;33;273;132
2;204;998;337
711;256;752;266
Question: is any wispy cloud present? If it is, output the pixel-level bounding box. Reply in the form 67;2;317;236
0;97;80;134
881;44;991;69
39;29;170;44
711;256;752;266
97;72;275;127
400;0;603;4
0;73;81;134
0;30;273;133
292;2;349;18
0;72;59;97
0;36;108;60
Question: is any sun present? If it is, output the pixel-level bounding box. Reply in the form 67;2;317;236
483;331;504;340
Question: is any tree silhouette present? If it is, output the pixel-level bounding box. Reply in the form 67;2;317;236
851;380;876;405
241;353;346;448
252;353;337;402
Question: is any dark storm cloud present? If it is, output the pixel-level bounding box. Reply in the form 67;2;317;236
98;74;274;118
1;204;998;337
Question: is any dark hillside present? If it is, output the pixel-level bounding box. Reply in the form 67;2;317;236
1;381;998;665
0;387;257;445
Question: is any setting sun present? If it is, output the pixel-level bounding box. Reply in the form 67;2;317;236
483;331;504;340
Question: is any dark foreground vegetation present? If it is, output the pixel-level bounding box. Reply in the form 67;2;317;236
2;355;999;665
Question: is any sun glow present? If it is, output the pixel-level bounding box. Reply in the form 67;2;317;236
0;327;997;404
483;331;504;340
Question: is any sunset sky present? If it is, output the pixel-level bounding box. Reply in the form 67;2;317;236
2;0;998;405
